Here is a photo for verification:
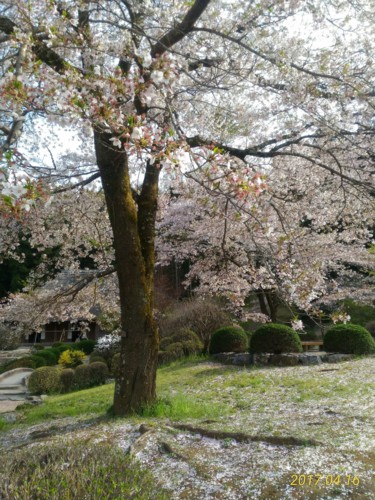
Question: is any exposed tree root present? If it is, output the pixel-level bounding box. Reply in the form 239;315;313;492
171;424;321;447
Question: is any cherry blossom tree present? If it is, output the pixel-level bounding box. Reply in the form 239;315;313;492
158;151;374;321
0;0;374;414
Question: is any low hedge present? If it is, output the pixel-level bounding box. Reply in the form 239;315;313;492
32;349;58;366
250;323;303;354
323;323;375;355
209;326;248;354
73;339;96;354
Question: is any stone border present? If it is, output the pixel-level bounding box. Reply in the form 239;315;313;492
211;352;356;366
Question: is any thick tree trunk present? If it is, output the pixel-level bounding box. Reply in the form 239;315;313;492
94;131;159;415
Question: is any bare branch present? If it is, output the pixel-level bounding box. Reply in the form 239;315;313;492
53;172;101;194
151;0;211;58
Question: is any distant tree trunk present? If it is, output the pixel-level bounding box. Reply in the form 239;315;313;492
256;289;279;322
94;131;160;416
265;291;279;323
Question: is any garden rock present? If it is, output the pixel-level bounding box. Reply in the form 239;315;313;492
269;354;299;366
299;355;322;366
232;354;251;366
323;354;355;363
249;353;271;365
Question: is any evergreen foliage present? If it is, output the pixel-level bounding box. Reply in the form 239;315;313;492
323;323;375;354
28;366;61;394
250;323;303;354
209;326;248;354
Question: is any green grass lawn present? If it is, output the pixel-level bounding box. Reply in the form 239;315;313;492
1;356;374;499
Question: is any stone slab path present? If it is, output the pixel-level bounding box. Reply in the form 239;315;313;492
0;400;25;414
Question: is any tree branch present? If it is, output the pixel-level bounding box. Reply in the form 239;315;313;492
53;172;101;193
151;0;211;58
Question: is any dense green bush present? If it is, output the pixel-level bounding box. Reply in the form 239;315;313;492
73;364;92;390
158;342;186;366
89;362;109;386
55;344;71;354
0;356;38;374
1;357;29;374
364;320;375;338
166;342;185;359
159;298;232;352
209;325;248;354
58;349;86;368
157;350;175;366
49;347;62;360
28;367;61;394
60;368;75;393
250;323;303;354
323;323;375;354
160;329;203;355
73;339;96;354
32;345;44;351
30;355;48;368
33;349;58;366
89;354;108;365
52;342;64;348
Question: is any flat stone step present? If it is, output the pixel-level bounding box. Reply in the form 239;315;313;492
0;384;24;391
0;383;27;395
0;394;27;401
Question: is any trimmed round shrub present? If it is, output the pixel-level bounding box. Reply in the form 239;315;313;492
89;354;108;366
72;339;96;354
323;323;375;355
58;349;86;368
209;325;248;354
250;323;303;354
89;362;109;386
28;366;61;394
364;320;375;339
160;329;203;355
33;349;58;366
73;364;92;390
60;368;75;393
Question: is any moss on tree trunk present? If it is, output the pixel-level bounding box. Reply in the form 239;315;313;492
94;130;159;415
